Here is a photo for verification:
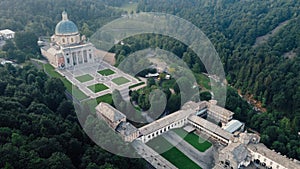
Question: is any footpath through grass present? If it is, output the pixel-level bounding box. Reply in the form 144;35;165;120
44;64;88;101
147;136;202;169
173;128;212;152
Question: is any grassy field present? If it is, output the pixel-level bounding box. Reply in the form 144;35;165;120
147;136;202;169
173;128;212;152
44;64;88;101
82;94;113;113
112;77;130;85
97;69;115;76
88;83;109;93
194;73;211;90
75;74;93;83
96;94;113;105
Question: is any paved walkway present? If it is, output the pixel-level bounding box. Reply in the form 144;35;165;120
163;131;215;169
132;140;177;169
57;61;141;99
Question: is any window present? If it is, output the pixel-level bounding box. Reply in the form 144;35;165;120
67;58;70;64
62;38;65;43
71;38;74;42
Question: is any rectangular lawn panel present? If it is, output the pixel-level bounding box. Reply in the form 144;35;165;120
88;83;109;93
112;77;130;85
97;69;115;76
147;136;201;169
173;128;212;152
75;74;93;82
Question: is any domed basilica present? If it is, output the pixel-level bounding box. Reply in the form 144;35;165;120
41;11;94;69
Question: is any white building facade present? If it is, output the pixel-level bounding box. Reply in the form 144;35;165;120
0;29;15;40
41;11;94;69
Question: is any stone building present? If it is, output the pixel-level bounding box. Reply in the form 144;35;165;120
96;102;126;130
96;102;140;142
41;11;94;69
218;143;251;169
0;29;15;40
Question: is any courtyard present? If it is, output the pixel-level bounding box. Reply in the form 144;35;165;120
97;68;115;76
56;61;141;99
112;77;131;85
173;128;212;152
147;135;202;169
88;83;109;93
76;74;94;83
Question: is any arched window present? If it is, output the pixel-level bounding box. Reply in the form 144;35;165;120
62;38;65;43
71;38;74;42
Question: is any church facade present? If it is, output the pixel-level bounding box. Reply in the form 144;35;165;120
41;11;94;69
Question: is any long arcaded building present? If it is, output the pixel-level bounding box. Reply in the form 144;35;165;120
96;101;300;169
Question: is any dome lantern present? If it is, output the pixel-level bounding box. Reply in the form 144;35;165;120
62;11;68;21
55;11;79;36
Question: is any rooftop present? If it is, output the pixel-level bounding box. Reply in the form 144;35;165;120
188;115;233;141
248;143;300;169
181;101;207;111
207;102;234;117
221;142;250;164
55;11;79;35
116;121;138;136
0;29;15;35
138;109;195;135
223;119;244;133
96;103;126;123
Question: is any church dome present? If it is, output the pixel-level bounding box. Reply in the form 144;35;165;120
55;11;79;35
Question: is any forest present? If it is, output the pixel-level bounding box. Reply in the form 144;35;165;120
0;64;146;168
0;0;299;167
0;0;148;168
133;0;300;159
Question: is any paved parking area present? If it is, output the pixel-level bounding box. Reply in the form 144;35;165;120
57;61;141;99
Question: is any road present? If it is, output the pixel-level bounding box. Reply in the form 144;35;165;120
132;140;177;169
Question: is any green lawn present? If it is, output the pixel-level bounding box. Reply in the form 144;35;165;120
82;94;113;114
194;73;211;90
97;69;115;76
44;64;88;101
75;74;93;83
129;82;145;89
173;128;212;152
96;94;113;105
88;83;109;93
112;77;130;85
147;136;201;169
